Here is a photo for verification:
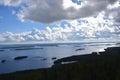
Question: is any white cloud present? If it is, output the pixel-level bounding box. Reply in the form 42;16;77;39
0;0;119;43
0;14;119;43
0;0;23;6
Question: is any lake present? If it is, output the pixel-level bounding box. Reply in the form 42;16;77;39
0;42;119;74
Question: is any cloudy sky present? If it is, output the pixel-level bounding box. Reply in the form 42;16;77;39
0;0;120;43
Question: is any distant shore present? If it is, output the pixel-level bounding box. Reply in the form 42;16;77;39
0;46;120;80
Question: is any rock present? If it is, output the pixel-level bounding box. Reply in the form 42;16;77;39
14;56;28;60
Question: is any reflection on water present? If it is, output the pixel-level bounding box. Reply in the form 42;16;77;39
0;42;119;74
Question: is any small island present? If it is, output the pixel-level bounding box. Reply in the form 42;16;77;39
14;56;28;60
0;49;4;51
52;57;57;60
75;48;84;51
0;60;6;63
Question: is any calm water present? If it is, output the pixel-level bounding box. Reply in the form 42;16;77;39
0;42;119;74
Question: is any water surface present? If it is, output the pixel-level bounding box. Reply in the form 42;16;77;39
0;42;119;74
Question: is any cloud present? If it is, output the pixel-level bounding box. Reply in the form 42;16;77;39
0;14;119;43
106;8;120;23
0;0;4;5
0;0;119;23
104;1;120;23
0;0;22;6
16;0;119;23
0;0;119;43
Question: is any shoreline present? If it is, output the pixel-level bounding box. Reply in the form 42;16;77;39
0;46;120;80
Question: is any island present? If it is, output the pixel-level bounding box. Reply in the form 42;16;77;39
14;56;28;60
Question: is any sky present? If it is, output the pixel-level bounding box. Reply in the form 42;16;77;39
0;0;120;43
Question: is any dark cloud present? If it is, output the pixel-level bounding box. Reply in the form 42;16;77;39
0;0;119;23
108;0;118;4
17;0;119;23
105;4;120;23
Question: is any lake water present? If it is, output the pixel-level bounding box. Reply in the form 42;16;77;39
0;42;119;74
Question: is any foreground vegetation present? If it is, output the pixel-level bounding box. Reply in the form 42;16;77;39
0;47;120;80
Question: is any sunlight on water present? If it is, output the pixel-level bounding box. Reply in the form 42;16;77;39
0;42;119;74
